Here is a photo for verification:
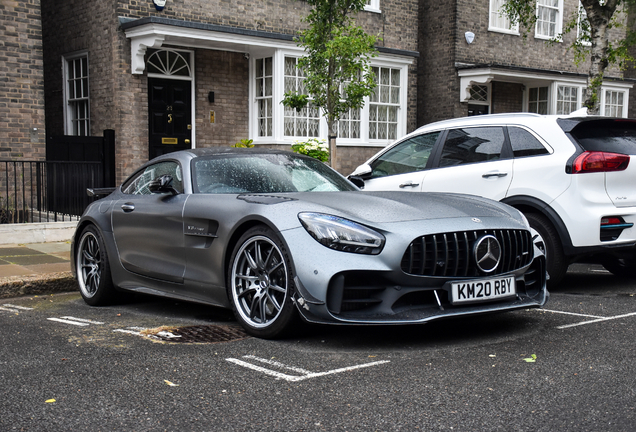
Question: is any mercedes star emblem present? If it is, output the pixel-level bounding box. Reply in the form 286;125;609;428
474;235;501;273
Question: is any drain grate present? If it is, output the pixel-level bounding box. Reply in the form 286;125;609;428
152;325;249;343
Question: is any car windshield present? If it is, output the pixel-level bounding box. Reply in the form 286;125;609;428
192;153;357;194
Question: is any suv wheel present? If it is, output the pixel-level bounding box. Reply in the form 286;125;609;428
525;212;567;287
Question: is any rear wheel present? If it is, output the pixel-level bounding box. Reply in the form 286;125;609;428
76;225;115;306
525;212;567;287
227;225;298;339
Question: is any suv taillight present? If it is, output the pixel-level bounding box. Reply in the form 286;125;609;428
571;151;630;174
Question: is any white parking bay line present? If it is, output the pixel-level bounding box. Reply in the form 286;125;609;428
540;309;604;319
557;311;636;330
47;317;105;326
226;355;390;382
3;304;34;311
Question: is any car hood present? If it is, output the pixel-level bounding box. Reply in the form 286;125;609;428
277;191;524;225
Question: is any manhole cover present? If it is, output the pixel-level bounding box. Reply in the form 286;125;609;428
150;325;249;343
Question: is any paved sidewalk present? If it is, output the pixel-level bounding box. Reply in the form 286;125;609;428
0;241;76;298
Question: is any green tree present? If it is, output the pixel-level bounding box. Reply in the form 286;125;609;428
501;0;636;114
283;0;379;167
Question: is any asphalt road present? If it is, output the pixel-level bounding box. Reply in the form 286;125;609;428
1;264;635;431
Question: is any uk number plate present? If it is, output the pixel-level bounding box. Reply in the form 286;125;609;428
450;276;516;305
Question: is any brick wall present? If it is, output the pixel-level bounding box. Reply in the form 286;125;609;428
0;0;45;160
418;0;465;127
492;82;523;113
454;0;625;76
195;50;250;148
419;0;632;126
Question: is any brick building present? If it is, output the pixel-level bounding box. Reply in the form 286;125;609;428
40;0;419;181
418;0;635;126
0;0;45;160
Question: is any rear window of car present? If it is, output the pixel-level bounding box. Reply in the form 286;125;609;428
567;119;636;154
508;126;550;158
438;127;505;167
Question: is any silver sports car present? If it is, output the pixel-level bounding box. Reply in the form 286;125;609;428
71;148;548;338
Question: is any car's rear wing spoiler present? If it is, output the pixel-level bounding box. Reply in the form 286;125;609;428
86;187;116;197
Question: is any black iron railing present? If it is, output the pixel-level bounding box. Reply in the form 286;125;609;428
1;160;105;224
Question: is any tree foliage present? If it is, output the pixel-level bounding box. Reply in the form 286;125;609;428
501;0;636;114
283;0;379;165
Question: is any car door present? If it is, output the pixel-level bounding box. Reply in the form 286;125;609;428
420;126;513;201
358;131;441;191
111;160;187;283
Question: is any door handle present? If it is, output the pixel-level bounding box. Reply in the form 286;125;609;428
399;181;420;188
121;203;135;212
185;139;190;144
482;171;508;178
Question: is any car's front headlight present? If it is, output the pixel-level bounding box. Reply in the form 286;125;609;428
298;212;385;255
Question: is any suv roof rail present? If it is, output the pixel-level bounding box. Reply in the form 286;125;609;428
416;112;543;131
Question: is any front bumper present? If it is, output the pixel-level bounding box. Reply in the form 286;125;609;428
293;254;548;325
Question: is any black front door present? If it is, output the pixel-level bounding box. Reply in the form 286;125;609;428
148;78;192;159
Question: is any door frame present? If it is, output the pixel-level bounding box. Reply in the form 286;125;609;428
146;49;196;152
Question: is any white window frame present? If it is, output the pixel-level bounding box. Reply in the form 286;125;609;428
467;84;491;116
254;57;274;138
249;49;410;147
577;2;591;46
489;0;520;34
535;0;563;40
601;87;628;118
527;86;550;114
63;51;90;136
364;0;381;13
555;83;582;115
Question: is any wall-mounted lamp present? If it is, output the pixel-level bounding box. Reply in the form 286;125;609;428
244;53;250;60
208;92;215;103
465;31;475;44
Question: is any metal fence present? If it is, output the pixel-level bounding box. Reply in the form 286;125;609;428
0;160;105;224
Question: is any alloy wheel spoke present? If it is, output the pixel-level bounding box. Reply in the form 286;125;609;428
267;260;283;275
244;249;259;272
268;282;286;294
265;292;282;313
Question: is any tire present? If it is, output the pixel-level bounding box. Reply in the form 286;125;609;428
227;225;298;339
601;255;636;277
525;212;567;287
76;225;116;306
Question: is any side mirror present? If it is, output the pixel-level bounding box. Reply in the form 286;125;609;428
348;176;365;188
347;163;372;188
349;163;372;178
148;174;179;195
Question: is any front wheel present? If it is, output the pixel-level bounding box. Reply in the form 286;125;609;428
525;212;567;287
227;225;298;339
75;225;116;305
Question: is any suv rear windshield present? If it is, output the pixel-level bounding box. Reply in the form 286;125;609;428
562;119;636;154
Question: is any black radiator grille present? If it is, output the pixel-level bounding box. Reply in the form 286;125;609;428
401;229;533;277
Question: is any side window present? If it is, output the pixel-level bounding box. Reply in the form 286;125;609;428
508;127;550;157
370;132;440;179
438;127;505;168
122;161;183;195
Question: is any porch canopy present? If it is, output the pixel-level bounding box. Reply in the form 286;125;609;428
121;16;418;75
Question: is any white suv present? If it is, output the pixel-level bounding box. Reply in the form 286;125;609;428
349;113;636;286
